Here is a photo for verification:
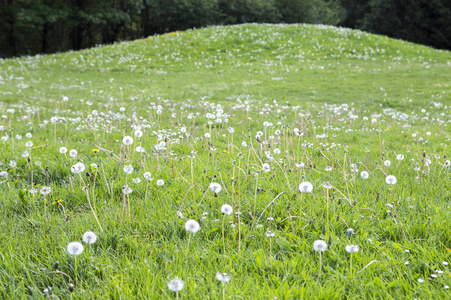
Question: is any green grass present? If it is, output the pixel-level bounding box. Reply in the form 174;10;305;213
0;24;451;299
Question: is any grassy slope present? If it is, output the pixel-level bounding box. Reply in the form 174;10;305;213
0;24;451;299
1;24;450;109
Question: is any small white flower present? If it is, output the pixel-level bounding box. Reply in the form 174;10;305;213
262;163;271;173
386;175;397;185
136;146;145;153
360;171;369;179
134;130;143;138
417;278;424;283
396;154;404;161
40;186;52;195
157;179;164;186
69;149;78;158
143;172;153;181
384;160;391;167
122;185;133;195
82;231;97;244
168;277;184;292
71;162;85;174
216;272;231;282
313;240;327;252
132;178;141;184
209;182;222;194
345;245;359;253
26;141;33;147
185;219;200;234
221;204;233;215
122;136;133;145
265;230;275;237
59;147;68;154
299;181;313;193
67;242;84;255
123;165;134;174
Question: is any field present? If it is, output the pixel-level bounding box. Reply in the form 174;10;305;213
1;24;451;299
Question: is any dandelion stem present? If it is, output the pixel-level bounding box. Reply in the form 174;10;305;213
317;251;322;282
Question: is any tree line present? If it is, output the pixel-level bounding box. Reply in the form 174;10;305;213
1;0;450;58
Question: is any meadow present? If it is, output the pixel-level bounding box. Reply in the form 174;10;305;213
0;24;451;299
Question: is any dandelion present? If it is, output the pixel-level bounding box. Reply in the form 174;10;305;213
396;154;404;161
325;166;333;172
122;136;133;145
22;150;29;158
314;240;328;252
262;163;271;173
184;219;200;259
313;240;327;282
216;272;231;283
299;181;313;193
265;230;275;237
360;171;369;179
168;277;184;293
123;165;134;174
92;148;99;153
346;244;359;280
67;242;84;256
59;147;67;154
82;231;97;244
40;186;52;195
69;149;78;158
71;162;85;174
122;185;133;195
134;130;143;138
221;204;233;215
157;179;164;186
132;178;141;184
185;219;200;234
384;160;391;167
386;175;397;185
209;182;221;195
26;141;33;147
136;146;145;153
143;172;153;181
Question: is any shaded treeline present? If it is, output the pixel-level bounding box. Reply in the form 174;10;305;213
1;0;450;58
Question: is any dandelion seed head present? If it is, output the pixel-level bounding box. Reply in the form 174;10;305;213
67;242;84;255
82;231;97;244
313;240;327;252
168;277;184;292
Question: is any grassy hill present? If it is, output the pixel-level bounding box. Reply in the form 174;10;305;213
1;24;450;108
0;24;451;299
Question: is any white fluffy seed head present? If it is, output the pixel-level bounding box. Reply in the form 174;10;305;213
360;171;369;179
122;136;133;145
299;181;313;193
168;277;184;292
313;240;328;252
216;272;231;282
386;175;397;185
209;182;221;193
345;245;359;253
82;231;97;244
67;242;84;255
221;204;233;215
185;219;200;234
